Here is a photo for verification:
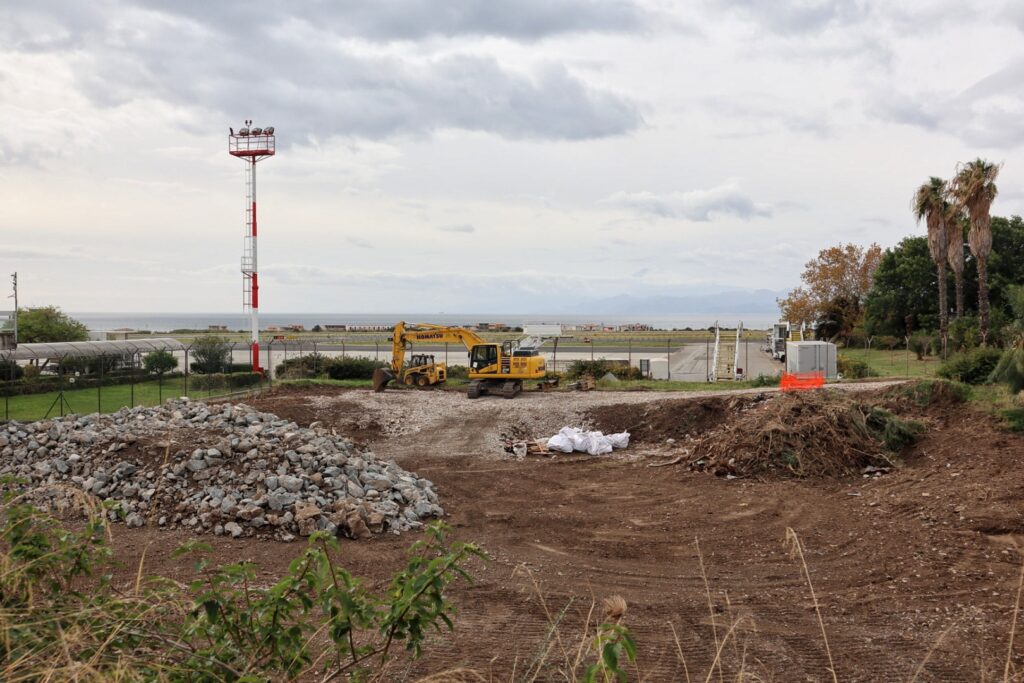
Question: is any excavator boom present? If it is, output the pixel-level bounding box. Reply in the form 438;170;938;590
372;322;486;391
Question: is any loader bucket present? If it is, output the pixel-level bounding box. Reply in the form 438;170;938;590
372;368;396;392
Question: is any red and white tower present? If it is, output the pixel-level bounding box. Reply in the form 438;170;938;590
228;121;276;373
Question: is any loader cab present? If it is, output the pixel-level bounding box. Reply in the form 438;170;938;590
469;344;499;371
408;353;435;368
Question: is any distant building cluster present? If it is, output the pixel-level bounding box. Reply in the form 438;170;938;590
565;323;652;332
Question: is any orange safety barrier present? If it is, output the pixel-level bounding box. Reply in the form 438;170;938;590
780;372;825;392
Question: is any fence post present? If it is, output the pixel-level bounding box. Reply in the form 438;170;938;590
184;347;190;398
98;356;103;414
667;338;671;381
375;342;379;361
628;339;631;370
313;342;319;374
266;340;272;389
5;357;11;421
130;355;135;408
341;340;346;358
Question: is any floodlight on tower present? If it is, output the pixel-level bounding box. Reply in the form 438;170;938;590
228;121;276;373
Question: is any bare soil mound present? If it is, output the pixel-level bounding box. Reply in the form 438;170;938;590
690;391;923;478
585;394;757;444
241;388;385;443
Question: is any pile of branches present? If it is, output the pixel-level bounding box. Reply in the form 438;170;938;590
688;391;923;478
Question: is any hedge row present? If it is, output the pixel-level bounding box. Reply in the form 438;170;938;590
275;355;386;380
188;372;263;391
0;372;186;397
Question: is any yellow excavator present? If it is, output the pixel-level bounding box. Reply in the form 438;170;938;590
372;321;548;398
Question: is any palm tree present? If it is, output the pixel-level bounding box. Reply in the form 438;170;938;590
944;203;966;319
950;158;1000;345
914;177;949;354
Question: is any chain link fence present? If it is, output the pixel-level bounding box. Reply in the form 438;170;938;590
0;330;769;422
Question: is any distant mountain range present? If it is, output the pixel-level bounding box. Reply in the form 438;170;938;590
563;289;785;316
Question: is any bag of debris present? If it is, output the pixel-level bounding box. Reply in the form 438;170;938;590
546;432;575;453
608;431;630;449
561;426;591;452
585;431;614;456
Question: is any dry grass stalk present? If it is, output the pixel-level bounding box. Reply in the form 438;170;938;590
1005;559;1024;683
695;537;724;683
785;527;837;683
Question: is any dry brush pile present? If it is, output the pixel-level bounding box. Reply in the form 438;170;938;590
687;389;932;478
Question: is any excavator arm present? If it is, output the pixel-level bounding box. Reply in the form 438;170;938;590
373;322;486;391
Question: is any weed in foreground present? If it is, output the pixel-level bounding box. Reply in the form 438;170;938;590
0;486;484;682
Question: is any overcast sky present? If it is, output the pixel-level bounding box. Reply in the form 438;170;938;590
2;0;1024;314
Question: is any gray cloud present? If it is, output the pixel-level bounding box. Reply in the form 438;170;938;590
438;224;475;233
601;183;773;221
0;2;645;149
869;58;1024;148
141;0;656;42
712;0;869;35
346;236;373;249
704;95;834;138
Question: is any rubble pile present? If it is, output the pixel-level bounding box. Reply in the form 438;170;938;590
0;399;443;540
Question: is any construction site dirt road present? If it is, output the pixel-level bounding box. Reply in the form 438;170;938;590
106;383;1024;681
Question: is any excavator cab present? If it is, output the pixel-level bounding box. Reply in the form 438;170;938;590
469;344;499;371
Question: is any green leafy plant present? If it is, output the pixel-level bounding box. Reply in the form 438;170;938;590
0;491;483;682
323;356;387;381
175;523;484;679
837;355;878;379
750;373;781;387
583;597;636;683
938;347;1002;384
143;349;179;376
895;379;971;406
190;336;232;374
566;360;641;381
189;371;262;391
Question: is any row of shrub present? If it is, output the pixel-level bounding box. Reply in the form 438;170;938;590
937;347;1003;385
848;315;1011;354
275;354;387;380
0;372;189;397
564;359;644;380
837;356;879;379
188;372;263;391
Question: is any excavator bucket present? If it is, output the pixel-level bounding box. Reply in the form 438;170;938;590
372;368;396;392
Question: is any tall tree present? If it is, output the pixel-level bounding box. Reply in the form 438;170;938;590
778;242;882;341
913;177;949;354
945;203;966;319
16;306;88;344
950;158;1000;345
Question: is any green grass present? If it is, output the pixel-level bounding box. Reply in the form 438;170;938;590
839;347;941;378
0;377;268;422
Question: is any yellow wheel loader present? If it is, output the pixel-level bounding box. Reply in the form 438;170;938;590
372;321;547;399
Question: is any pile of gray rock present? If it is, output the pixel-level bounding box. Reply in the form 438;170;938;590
0;399;443;541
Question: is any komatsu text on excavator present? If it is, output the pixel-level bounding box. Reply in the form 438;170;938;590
372;321;549;399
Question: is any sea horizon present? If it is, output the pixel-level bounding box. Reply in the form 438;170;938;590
68;312;779;332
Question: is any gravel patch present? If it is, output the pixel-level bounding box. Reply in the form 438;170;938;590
0;398;443;541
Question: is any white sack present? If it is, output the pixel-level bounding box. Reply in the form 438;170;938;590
608;431;630;449
546;433;575;453
586;433;613;456
564;427;590;452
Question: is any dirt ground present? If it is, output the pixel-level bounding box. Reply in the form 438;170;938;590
107;383;1024;681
